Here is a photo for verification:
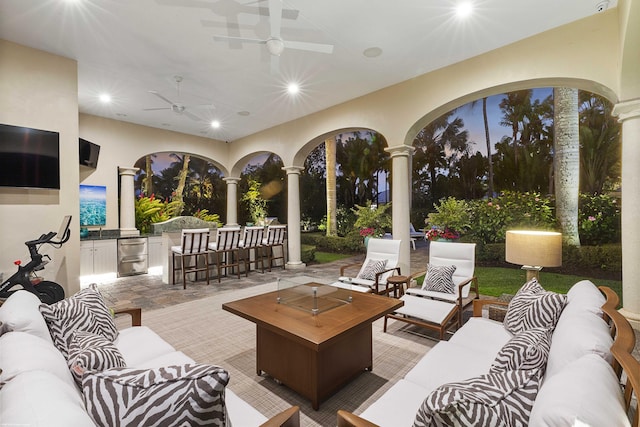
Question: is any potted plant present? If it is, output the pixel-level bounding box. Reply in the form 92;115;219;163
353;202;392;247
426;197;470;241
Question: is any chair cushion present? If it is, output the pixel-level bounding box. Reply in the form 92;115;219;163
357;259;387;281
421;264;456;294
490;327;552;373
67;331;126;387
414;368;541;427
114;326;177;366
0;290;53;343
82;364;230;427
529;354;630;427
39;284;119;359
503;279;566;334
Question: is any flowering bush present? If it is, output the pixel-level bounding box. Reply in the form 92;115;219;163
578;193;620;245
425;227;460;241
353;201;391;238
359;227;376;237
426;197;470;237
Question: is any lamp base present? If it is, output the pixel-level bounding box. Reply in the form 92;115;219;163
521;265;542;282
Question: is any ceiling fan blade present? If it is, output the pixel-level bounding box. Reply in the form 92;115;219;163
268;0;282;38
284;40;334;54
183;110;203;122
148;91;176;105
213;35;266;45
143;107;172;111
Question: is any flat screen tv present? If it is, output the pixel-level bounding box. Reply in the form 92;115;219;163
79;138;100;168
0;123;60;189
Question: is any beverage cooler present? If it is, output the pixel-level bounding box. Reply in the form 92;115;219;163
117;237;148;277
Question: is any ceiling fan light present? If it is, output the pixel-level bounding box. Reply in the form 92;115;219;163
266;38;285;56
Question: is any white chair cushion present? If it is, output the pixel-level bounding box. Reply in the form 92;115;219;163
332;279;372;293
529;354;630;427
226;388;269;427
358;379;431;427
114;326;177;366
565;280;606;316
0;289;53;343
0;331;76;389
0;370;95;427
395;295;457;325
405;341;497;392
447;317;512;355
405;287;458;302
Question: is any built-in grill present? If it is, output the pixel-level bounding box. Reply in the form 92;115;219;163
117;237;148;277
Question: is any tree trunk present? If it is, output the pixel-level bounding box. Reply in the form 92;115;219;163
554;87;580;246
174;154;190;215
482;98;494;197
142;155;154;196
325;136;337;236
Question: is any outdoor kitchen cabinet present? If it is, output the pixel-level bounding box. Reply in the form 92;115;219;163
80;239;117;276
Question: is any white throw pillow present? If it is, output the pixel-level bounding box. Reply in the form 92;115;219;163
0;370;95;427
0;290;53;343
0;331;76;389
529;354;630;427
565;280;606;316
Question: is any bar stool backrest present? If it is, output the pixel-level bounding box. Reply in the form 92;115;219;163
216;228;241;250
180;228;211;254
242;226;265;248
265;225;287;245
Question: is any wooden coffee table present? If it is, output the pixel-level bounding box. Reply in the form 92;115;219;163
222;283;403;409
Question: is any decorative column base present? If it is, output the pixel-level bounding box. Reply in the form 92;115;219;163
286;261;306;269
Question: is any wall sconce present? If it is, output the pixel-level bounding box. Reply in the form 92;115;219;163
505;230;562;281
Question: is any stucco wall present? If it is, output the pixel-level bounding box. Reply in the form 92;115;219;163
0;40;79;294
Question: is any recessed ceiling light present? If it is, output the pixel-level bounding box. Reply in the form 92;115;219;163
363;47;383;58
456;2;473;18
287;82;300;95
211;120;221;129
237;111;250;116
99;93;111;103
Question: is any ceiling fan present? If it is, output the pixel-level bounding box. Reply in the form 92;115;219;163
144;76;213;122
212;0;334;73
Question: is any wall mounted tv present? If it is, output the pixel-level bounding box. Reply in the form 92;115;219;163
0;123;60;189
79;138;100;168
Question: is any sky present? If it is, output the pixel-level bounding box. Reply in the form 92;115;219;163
460;87;553;156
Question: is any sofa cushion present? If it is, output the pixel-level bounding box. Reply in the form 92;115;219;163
447;317;512;356
404;341;497;392
0;331;76;389
114;325;177;366
67;331;126;386
39;284;118;359
545;308;613;379
0;370;95;427
565;280;605;316
357;259;387;280
421;264;456;294
413;369;541;427
359;379;433;427
82;364;230;427
529;354;630;427
490;327;552;373
503;279;567;334
0;290;53;343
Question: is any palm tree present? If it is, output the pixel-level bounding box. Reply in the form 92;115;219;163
554;87;580;246
325;135;337;236
467;98;494;196
170;153;191;215
499;90;532;170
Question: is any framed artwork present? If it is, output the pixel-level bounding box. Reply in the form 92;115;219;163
79;185;107;226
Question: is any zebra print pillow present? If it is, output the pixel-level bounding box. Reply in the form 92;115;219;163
39;284;118;359
413;368;540;427
503;279;567;334
67;331;126;387
490;327;552;374
357;259;387;281
82;364;230;427
422;264;457;294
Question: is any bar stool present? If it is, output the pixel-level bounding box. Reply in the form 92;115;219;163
171;228;211;289
209;228;242;282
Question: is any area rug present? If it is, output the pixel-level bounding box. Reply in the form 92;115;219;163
127;276;434;427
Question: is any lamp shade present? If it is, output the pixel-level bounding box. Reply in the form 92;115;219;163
505;230;562;268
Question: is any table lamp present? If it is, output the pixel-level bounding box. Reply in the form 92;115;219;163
505;230;562;281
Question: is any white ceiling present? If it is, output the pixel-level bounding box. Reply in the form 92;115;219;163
0;0;616;142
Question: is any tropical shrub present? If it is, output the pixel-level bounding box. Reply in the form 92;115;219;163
578;193;620;245
135;195;172;234
193;209;223;227
353;201;392;238
426;197;470;237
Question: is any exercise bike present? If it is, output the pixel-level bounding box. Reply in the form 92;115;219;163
0;215;72;304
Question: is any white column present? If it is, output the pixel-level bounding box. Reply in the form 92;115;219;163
224;177;240;226
386;145;414;275
283;166;305;269
613;98;640;329
118;167;140;236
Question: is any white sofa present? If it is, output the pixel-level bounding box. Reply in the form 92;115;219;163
0;290;299;427
337;280;639;427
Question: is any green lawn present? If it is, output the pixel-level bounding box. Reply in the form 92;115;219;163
475;267;622;301
313;251;353;264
